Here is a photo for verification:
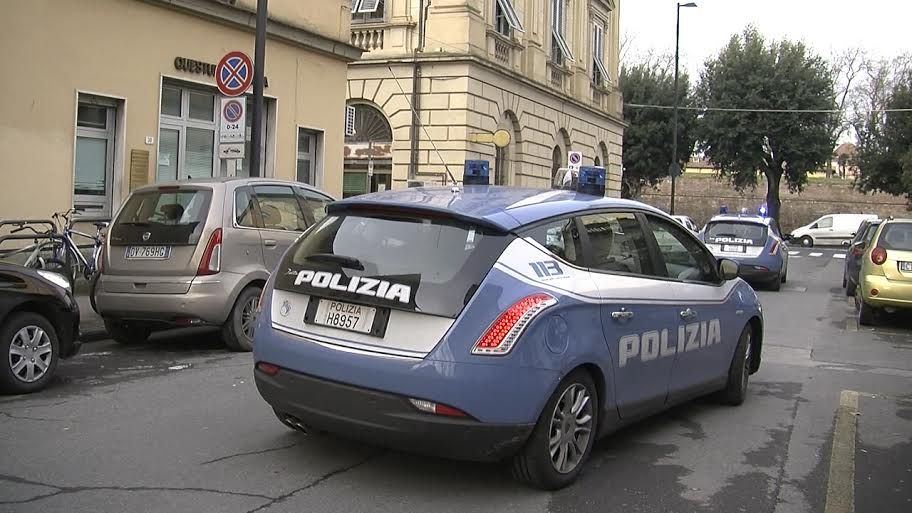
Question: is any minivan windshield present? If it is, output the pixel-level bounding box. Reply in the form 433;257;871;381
878;223;912;251
274;212;511;317
704;221;768;245
110;188;212;245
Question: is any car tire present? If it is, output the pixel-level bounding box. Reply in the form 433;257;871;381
512;369;598;490
857;297;877;326
0;312;60;395
799;236;814;248
104;319;151;345
719;324;753;406
781;266;787;284
769;276;782;291
222;286;262;352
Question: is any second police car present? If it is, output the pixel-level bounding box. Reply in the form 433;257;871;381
701;212;789;291
253;167;764;490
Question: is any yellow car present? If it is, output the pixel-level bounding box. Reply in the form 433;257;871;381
856;218;912;325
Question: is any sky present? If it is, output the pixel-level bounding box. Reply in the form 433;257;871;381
621;0;912;80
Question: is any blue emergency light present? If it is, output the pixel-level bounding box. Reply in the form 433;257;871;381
577;166;606;197
463;160;490;185
720;205;728;214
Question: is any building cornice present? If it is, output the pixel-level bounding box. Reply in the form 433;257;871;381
352;54;627;127
140;0;363;62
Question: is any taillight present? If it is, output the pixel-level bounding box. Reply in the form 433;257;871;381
769;240;780;255
871;247;887;265
197;228;222;276
471;292;557;356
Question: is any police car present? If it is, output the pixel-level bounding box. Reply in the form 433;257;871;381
253;167;764;490
700;213;789;291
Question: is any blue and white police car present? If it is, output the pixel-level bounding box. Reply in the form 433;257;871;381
253;167;764;490
700;213;789;291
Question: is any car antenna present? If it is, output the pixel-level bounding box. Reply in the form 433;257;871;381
387;65;460;192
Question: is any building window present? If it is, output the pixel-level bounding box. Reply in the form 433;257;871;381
495;0;524;37
297;128;322;186
158;84;217;181
352;0;384;23
159;82;270;181
74;96;116;216
591;17;609;84
550;0;573;65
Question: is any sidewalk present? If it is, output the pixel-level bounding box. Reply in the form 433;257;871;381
75;294;108;342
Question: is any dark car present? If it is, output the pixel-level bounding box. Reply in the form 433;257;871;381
843;219;883;296
0;263;81;394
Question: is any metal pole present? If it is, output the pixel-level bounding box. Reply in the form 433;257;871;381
249;0;268;178
670;3;681;215
408;0;428;180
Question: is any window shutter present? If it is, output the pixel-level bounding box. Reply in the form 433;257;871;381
345;105;356;137
496;0;525;32
358;0;380;13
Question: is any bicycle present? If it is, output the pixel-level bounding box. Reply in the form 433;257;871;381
47;209;108;311
0;217;72;270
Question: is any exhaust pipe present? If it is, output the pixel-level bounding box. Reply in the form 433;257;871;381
281;414;309;435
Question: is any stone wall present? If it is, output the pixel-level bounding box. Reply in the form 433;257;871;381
639;174;910;233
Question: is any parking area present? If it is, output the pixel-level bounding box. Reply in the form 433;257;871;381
1;247;910;513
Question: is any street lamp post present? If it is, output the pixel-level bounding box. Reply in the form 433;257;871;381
670;1;697;215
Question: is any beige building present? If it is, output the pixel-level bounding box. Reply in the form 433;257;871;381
0;0;360;221
343;0;624;197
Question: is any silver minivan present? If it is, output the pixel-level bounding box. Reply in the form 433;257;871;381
95;177;333;351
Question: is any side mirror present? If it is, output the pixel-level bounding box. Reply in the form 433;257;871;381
719;259;740;281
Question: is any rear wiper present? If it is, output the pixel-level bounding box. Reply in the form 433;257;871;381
305;253;365;270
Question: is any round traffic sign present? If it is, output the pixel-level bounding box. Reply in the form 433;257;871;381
569;151;582;165
216;51;253;97
223;99;244;123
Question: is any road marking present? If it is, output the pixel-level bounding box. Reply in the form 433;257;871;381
810;252;824;257
788;251;801;256
824;390;859;513
834;253;847;259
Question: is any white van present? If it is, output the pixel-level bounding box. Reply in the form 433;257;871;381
789;214;878;247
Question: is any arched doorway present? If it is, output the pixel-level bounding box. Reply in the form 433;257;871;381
494;111;522;186
343;102;393;197
551;146;563;182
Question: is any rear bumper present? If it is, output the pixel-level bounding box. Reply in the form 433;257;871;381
255;367;533;462
861;275;912;309
94;272;242;324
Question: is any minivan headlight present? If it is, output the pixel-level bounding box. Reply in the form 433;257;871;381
38;270;71;291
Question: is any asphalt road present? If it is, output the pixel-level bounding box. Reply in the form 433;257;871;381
1;247;910;513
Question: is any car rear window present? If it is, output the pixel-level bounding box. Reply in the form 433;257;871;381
878;223;912;251
110;189;212;245
274;212;511;317
704;222;768;246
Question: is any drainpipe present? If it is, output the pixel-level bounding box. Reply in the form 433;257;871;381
408;0;429;179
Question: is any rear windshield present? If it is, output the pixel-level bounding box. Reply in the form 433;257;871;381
110;189;212;245
704;222;768;246
274;212;511;317
878;223;912;250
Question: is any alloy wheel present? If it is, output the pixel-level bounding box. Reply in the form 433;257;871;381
548;383;594;474
8;325;53;383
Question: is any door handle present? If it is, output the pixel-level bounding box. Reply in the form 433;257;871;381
263;239;277;247
611;308;634;321
680;308;698;320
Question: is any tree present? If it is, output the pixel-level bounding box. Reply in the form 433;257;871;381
695;28;837;224
620;60;698;199
854;68;912;202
